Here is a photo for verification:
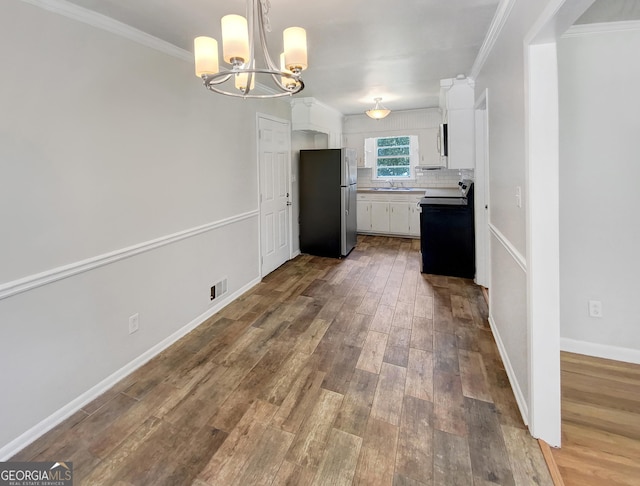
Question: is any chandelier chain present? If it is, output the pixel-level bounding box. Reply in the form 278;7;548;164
260;0;272;33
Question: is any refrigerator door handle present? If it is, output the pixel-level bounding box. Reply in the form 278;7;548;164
346;187;351;214
346;157;351;188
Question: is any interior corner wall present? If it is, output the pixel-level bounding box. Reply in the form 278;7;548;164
558;26;640;360
0;1;290;454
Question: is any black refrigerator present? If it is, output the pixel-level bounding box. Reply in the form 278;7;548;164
299;148;357;258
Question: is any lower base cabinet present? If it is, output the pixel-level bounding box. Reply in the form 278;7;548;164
357;193;422;237
370;201;390;233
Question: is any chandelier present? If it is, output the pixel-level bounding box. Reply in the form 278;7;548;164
194;0;308;98
365;98;391;119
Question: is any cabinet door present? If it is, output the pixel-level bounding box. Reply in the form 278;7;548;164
370;201;390;233
447;109;475;169
409;203;421;236
389;202;410;234
345;133;365;167
357;201;371;232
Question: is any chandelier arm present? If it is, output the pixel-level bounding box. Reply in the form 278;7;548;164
256;0;280;72
203;68;304;98
269;72;298;92
205;83;299;99
202;73;233;86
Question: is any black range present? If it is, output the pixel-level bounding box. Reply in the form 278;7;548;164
419;181;475;279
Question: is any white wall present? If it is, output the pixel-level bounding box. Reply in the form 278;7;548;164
472;0;558;426
0;1;290;456
558;24;640;361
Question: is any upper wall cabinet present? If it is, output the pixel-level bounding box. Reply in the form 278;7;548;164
291;97;344;149
440;77;475;169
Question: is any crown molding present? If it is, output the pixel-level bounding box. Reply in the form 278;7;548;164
19;0;192;62
563;20;640;38
469;0;517;80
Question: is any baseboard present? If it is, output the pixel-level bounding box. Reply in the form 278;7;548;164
560;337;640;365
488;315;529;425
0;276;261;461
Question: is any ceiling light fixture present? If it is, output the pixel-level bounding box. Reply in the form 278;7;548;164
365;98;391;119
194;0;307;98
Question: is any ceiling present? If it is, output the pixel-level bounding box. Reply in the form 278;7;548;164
59;0;636;116
576;0;640;23
61;0;501;115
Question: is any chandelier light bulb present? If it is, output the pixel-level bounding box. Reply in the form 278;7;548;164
194;36;219;77
283;27;308;72
221;14;249;64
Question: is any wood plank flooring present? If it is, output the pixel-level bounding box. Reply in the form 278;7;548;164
11;236;552;485
551;352;640;486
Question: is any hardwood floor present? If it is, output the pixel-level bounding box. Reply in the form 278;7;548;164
11;236;552;485
551;352;640;486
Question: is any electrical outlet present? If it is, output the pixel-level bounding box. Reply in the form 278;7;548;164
588;300;602;318
129;313;140;334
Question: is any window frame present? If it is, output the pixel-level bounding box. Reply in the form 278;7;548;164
367;135;418;181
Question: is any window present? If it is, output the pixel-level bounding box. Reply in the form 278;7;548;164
366;135;418;180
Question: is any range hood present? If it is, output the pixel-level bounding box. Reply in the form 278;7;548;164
415;163;446;170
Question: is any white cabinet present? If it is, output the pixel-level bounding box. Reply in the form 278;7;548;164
390;202;409;234
447;109;475;170
370;201;390;233
440;77;475;169
357;193;422;237
357;198;371;232
344;133;365;167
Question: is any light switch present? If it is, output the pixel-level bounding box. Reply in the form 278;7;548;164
515;186;522;208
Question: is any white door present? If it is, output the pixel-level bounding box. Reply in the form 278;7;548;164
258;116;291;276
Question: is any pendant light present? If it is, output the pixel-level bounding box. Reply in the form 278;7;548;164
365;98;391;119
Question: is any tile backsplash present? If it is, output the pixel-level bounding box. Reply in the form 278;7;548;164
357;167;473;188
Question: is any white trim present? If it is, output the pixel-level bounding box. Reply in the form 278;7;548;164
474;89;490;288
469;0;517;80
0;210;259;301
563;20;640;38
488;315;529;425
19;0;192;62
0;276;260;461
525;41;562;448
561;338;640;365
488;223;527;272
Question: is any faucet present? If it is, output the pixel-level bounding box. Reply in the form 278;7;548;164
387;180;395;188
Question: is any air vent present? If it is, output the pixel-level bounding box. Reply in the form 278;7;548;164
210;278;228;301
